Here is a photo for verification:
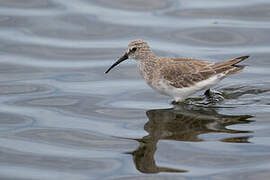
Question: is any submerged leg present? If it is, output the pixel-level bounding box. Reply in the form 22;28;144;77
204;89;211;98
171;97;184;105
204;89;224;103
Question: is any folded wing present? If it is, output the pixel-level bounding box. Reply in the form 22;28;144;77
160;56;249;88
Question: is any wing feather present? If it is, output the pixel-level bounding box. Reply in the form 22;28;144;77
159;56;248;88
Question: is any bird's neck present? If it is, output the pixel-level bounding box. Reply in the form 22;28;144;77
137;55;157;84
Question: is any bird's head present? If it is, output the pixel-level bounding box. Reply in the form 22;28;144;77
105;40;153;73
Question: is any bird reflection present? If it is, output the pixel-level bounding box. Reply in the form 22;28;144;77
130;104;253;174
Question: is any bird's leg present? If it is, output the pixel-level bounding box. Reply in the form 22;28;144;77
204;89;224;103
171;100;186;105
204;89;211;98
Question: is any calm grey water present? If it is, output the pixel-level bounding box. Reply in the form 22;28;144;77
0;0;270;179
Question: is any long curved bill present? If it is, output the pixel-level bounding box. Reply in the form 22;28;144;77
105;53;128;73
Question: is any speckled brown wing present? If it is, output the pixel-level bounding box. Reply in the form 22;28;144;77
159;58;215;88
159;56;248;88
209;56;248;76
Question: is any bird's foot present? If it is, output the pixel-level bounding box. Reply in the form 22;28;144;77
171;100;186;105
204;89;224;104
171;90;224;106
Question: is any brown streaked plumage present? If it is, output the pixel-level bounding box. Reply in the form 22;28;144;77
105;40;249;102
159;55;248;88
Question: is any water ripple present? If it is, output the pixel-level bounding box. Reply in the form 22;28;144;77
0;0;270;179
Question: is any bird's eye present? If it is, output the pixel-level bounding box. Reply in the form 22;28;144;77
130;47;137;53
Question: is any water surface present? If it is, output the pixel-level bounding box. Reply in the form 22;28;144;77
0;0;270;179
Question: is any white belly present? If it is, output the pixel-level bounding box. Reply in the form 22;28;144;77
152;75;221;102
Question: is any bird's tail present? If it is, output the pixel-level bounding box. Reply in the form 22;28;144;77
213;55;249;69
214;56;249;77
226;65;245;76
